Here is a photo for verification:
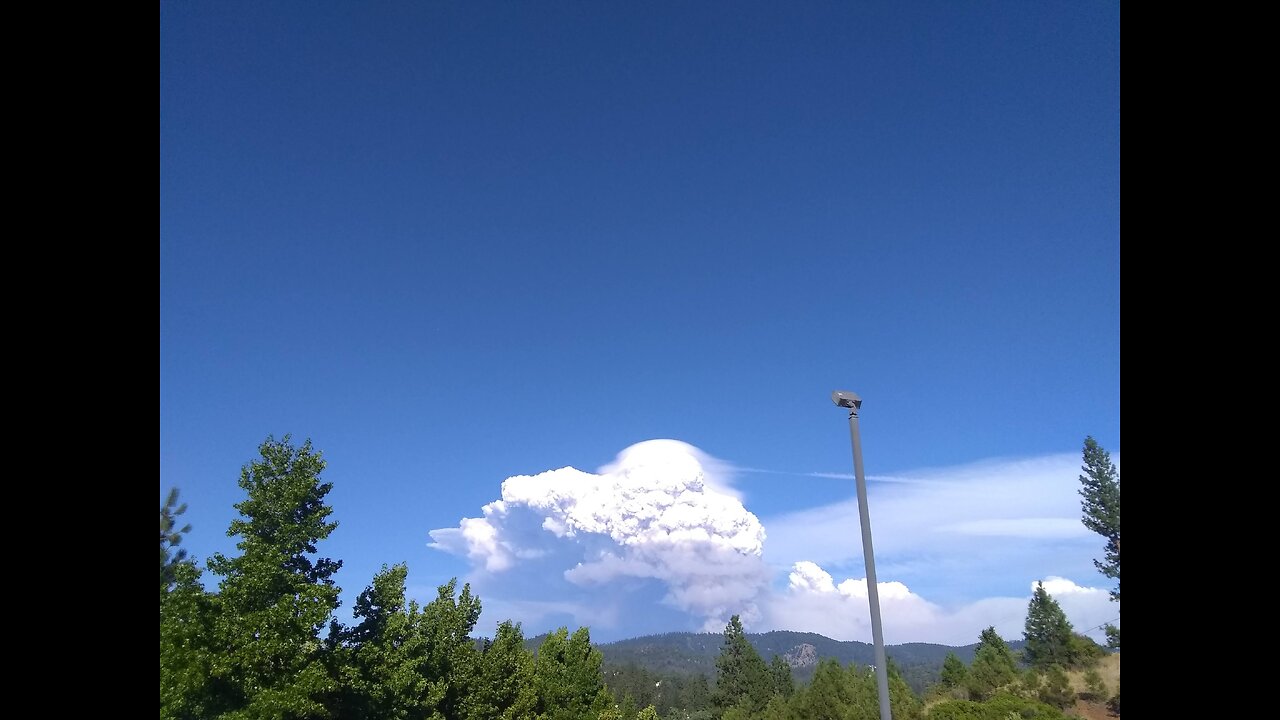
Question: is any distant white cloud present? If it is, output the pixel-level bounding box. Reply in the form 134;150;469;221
766;561;1117;646
430;440;768;633
761;453;1112;608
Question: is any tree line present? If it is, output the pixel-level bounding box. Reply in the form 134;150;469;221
161;436;626;720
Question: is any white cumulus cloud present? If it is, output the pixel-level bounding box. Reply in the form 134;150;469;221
429;439;768;633
428;443;1119;644
765;560;1116;646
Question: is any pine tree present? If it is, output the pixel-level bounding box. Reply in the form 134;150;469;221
713;615;771;715
1079;436;1120;647
939;652;967;689
160;491;218;720
886;662;924;720
768;655;795;698
966;627;1017;701
160;487;193;593
1023;582;1076;669
786;659;854;719
205;435;343;718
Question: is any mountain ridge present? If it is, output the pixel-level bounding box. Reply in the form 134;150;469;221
591;629;1028;693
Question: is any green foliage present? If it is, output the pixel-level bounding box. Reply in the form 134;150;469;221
1036;665;1073;709
924;698;986;720
418;578;484;718
205;435;343;719
1079;436;1120;650
965;628;1017;701
1067;633;1105;666
713;615;772;715
928;692;1067;720
598;630;976;695
940;652;967;689
682;674;712;716
889;669;925;720
161;559;220;719
330;564;430;719
768;655;794;698
774;657;922;720
160;488;217;719
534;627;611;720
1022;583;1076;670
470;620;538;720
785;659;863;720
1015;667;1041;700
1023;583;1106;672
160;487;193;592
1081;667;1107;701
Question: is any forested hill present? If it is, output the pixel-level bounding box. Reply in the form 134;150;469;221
588;630;1025;693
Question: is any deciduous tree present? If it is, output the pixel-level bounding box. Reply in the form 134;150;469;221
206;435;343;718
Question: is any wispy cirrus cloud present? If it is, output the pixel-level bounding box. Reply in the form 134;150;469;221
760;453;1112;606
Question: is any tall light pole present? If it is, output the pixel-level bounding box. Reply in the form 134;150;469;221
832;390;892;720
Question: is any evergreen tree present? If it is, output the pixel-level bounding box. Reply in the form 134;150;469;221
680;673;712;717
712;615;771;716
768;655;794;698
786;659;856;720
1079;436;1120;647
939;652;967;689
1037;665;1073;709
1023;582;1076;669
160;487;193;593
966;627;1017;701
205;435;343;719
885;663;924;720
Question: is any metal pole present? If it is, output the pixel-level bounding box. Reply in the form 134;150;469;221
846;400;893;720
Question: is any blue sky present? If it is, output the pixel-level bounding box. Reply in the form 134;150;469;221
160;2;1120;645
